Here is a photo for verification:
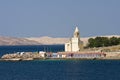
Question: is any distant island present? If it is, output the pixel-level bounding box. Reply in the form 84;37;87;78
0;35;119;46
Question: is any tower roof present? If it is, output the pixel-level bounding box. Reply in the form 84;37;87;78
74;27;79;33
73;27;80;38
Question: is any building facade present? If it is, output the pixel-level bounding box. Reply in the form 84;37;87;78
65;27;83;52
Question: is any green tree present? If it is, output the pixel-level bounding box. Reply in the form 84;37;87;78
94;37;103;47
118;37;120;44
87;36;120;48
102;37;110;47
88;38;95;48
109;37;119;46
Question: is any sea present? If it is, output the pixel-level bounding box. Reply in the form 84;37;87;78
0;45;120;80
0;45;64;57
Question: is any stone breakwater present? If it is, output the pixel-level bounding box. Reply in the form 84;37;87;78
1;52;43;61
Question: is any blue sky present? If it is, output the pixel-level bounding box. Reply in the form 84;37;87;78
0;0;120;37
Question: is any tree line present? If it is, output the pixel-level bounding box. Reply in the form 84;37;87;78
87;36;120;48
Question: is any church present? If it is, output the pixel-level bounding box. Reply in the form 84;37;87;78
57;27;105;58
65;27;83;52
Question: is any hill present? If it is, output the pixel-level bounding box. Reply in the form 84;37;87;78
0;36;40;45
0;35;119;46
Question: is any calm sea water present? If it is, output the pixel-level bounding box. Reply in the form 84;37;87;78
0;60;120;80
0;45;64;56
0;45;120;80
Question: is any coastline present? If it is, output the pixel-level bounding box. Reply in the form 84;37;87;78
1;50;120;61
1;57;120;62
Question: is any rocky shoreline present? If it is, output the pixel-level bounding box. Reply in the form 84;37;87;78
0;52;45;61
1;57;120;62
1;51;120;61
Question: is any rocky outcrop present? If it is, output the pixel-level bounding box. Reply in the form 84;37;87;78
1;52;43;61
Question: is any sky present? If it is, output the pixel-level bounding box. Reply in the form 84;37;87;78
0;0;120;38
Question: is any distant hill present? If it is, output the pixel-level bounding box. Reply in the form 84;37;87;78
0;36;40;45
26;35;120;46
0;35;119;46
26;36;69;45
25;36;92;46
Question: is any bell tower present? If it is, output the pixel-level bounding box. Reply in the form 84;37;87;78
65;26;83;52
74;27;80;38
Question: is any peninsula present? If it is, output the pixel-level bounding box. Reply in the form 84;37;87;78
0;27;120;61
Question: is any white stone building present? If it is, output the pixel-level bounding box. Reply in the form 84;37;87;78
39;51;46;57
65;27;83;52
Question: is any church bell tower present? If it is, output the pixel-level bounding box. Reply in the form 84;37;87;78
65;27;83;52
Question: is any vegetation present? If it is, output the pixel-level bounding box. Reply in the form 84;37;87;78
87;36;120;48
